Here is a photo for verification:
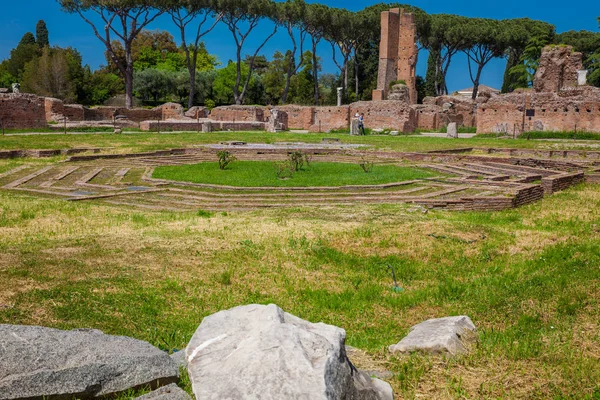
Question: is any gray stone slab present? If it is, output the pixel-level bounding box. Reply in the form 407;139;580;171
389;316;477;356
447;122;458;138
186;304;393;400
135;384;191;400
0;325;179;399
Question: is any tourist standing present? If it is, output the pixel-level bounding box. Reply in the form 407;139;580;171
358;113;366;135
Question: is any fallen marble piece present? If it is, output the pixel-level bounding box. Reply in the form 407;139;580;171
389;316;477;356
0;324;179;400
186;304;393;400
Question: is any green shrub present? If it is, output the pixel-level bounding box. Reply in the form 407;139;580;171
217;150;236;170
389;79;406;89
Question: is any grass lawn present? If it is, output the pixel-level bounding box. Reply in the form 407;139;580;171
1;135;600;398
152;161;437;187
2;131;600;155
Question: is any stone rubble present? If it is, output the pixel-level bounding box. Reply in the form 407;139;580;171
388;316;477;356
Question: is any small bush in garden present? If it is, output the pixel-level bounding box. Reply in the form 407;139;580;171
304;153;312;167
359;157;374;173
275;161;294;180
217;150;237;170
288;151;305;172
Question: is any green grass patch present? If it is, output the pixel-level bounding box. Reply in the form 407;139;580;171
519;131;600;140
152;161;436;187
3;131;599;155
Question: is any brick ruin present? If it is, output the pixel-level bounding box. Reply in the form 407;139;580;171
372;8;418;104
1;145;596;212
477;45;600;135
1;43;599;135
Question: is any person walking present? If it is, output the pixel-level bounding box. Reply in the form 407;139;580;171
358;113;366;135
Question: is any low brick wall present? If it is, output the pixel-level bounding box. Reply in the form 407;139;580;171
210;106;265;122
85;107;159;123
542;172;585;194
0;94;47;129
311;106;349;132
350;101;416;133
140;120;266;132
513;185;546;206
64;104;86;121
275;105;314;129
415;197;515;211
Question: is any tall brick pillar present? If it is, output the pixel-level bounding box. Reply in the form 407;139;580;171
372;8;418;104
397;11;418;104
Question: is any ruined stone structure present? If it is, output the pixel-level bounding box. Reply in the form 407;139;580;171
533;46;584;93
0;93;47;129
477;46;600;135
5;43;598;137
1;145;595;212
372;8;418;104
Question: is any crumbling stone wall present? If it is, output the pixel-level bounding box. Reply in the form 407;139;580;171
210;106;265;122
0;93;47;129
84;107;159;122
185;106;209;119
351;101;416;132
310;106;349;132
44;97;65;123
275;105;314;130
534;45;583;93
155;103;187;120
477;87;600;135
63;104;86;121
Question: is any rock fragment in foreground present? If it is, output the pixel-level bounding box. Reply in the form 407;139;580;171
0;325;179;400
388;316;477;356
186;304;393;400
135;384;192;400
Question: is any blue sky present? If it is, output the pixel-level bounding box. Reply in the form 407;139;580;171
1;0;599;93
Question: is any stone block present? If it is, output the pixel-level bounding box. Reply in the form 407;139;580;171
202;121;212;133
186;304;393;400
447;122;458;138
388;316;477;356
0;324;179;399
135;384;191;400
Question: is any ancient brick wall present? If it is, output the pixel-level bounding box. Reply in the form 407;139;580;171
477;89;600;135
413;105;439;130
155;103;187;120
373;8;418;103
44;97;64;122
423;96;477;127
84;107;159;123
210;106;265;122
0;94;47;129
350;100;416;133
542;172;585;194
534;46;583;93
140;120;265;132
310;106;349;132
185;106;209;119
63;104;86;121
275;105;314;129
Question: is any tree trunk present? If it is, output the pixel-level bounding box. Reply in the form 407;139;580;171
343;59;348;100
233;41;243;105
188;67;196;109
282;68;293;105
354;55;359;101
125;47;134;109
471;65;483;100
312;37;319;106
